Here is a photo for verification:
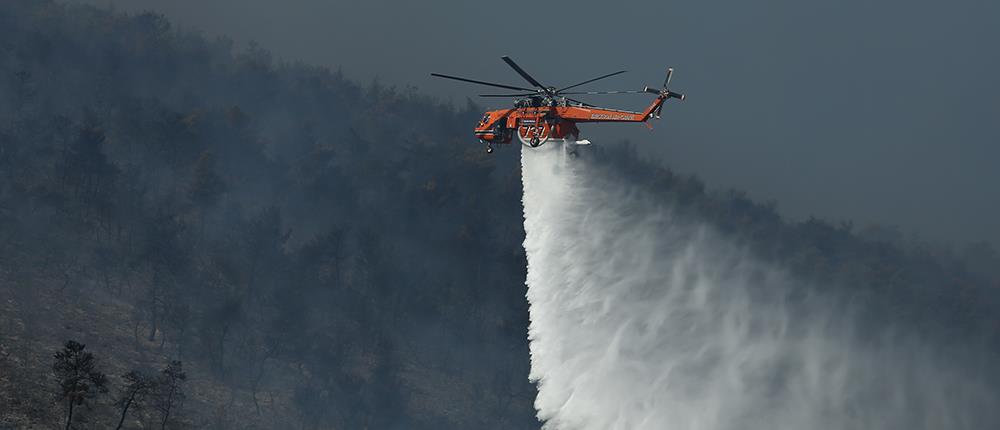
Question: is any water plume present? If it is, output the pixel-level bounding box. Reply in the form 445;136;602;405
521;143;999;430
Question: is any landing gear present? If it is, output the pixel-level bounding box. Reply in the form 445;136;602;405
480;138;495;154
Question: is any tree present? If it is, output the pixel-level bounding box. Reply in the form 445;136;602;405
58;125;119;221
52;341;108;430
155;360;187;430
13;70;35;115
138;210;189;342
188;151;225;209
115;370;158;430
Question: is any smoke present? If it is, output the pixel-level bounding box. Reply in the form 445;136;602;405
520;143;1000;430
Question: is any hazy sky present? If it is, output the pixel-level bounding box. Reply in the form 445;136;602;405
76;0;1000;246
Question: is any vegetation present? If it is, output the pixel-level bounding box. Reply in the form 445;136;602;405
115;369;157;430
0;0;997;428
0;1;530;427
53;341;109;430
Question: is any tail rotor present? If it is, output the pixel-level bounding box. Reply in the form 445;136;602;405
644;68;685;119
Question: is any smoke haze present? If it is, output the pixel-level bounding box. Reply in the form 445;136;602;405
521;143;1000;430
3;2;999;428
69;0;1000;246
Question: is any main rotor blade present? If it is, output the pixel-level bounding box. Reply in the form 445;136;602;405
559;90;646;95
430;73;534;92
478;93;537;97
557;70;627;93
501;56;545;89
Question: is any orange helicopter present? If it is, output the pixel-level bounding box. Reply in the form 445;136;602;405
432;56;685;153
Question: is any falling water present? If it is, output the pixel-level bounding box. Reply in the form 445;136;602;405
521;143;999;430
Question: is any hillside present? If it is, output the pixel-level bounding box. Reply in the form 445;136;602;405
1;1;533;428
1;1;998;429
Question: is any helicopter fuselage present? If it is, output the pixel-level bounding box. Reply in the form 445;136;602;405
474;94;668;149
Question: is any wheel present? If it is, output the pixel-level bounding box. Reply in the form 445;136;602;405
486;146;494;154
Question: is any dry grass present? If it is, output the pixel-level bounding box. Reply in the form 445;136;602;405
0;266;536;429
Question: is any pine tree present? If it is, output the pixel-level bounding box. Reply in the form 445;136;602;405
52;341;108;430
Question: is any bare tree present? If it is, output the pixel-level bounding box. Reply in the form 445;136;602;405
155;360;187;430
115;370;158;430
246;334;275;416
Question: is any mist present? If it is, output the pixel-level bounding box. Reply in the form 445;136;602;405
521;143;1000;429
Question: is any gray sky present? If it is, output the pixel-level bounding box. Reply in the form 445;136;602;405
78;0;1000;246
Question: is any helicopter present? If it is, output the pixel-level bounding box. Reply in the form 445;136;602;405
432;56;685;153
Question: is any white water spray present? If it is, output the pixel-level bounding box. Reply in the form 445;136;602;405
521;143;999;430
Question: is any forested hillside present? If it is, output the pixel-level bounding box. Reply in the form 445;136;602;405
1;1;532;428
1;1;997;429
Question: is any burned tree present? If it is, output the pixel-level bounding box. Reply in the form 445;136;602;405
115;370;158;430
155;360;187;430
